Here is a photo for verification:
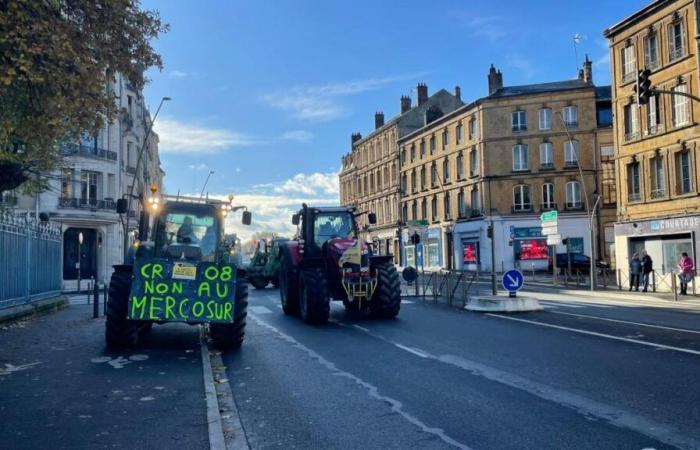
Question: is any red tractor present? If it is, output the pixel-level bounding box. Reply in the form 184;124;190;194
278;204;401;324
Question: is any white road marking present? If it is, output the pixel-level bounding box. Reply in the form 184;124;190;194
539;302;584;308
394;344;429;358
200;328;228;450
107;357;132;369
250;306;272;314
352;324;370;332
342;322;698;449
546;310;700;335
0;361;41;375
402;300;414;304
250;314;473;450
486;314;700;356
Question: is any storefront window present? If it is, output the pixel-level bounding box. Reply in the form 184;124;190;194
515;239;549;260
462;241;479;264
405;246;416;268
426;240;440;267
662;239;693;274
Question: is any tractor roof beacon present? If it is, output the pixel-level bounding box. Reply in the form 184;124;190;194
277;203;401;324
106;192;252;350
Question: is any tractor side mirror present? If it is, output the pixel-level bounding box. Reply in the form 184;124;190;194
292;214;300;226
116;198;128;214
368;212;377;225
242;211;252;226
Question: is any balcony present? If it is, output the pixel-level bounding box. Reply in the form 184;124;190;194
58;197;117;211
60;142;117;161
628;192;641;202
540;162;555;170
126;165;137;175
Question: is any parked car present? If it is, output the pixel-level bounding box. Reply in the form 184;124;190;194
548;253;610;273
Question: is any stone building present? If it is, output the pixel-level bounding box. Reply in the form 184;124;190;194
339;83;463;263
399;62;615;271
605;0;700;278
7;74;164;289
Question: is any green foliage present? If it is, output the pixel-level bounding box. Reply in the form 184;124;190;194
0;0;168;190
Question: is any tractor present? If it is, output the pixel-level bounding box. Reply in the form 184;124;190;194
105;191;252;350
278;204;401;324
246;237;288;289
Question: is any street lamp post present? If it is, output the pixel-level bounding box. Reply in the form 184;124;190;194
122;96;171;259
78;231;84;293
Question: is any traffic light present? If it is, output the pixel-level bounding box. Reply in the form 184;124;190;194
487;225;493;238
635;69;653;105
562;238;568;245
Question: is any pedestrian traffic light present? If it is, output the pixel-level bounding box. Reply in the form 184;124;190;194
635;69;653;105
487;225;493;238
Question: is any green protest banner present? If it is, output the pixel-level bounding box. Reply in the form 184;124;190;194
127;258;237;323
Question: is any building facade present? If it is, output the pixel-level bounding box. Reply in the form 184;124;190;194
399;63;615;272
606;0;700;278
8;73;163;289
339;84;463;263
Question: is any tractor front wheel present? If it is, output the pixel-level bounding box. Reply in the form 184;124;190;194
299;268;330;324
105;268;139;349
279;253;299;315
369;262;401;319
249;276;269;290
210;278;249;350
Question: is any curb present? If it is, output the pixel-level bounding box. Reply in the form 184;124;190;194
0;295;69;324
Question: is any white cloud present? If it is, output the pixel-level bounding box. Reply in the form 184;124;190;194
168;70;205;80
281;130;313;143
273;171;339;196
169;70;187;79
188;163;208;171
154;117;258;154
452;14;508;42
507;55;538;80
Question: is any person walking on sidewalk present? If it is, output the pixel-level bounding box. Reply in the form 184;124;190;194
677;252;695;295
629;253;642;292
641;250;653;292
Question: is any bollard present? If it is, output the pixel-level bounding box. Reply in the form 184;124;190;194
103;283;108;315
672;274;678;301
652;271;656;293
617;269;622;291
93;282;99;318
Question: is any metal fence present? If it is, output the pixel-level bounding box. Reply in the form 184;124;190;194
0;213;62;309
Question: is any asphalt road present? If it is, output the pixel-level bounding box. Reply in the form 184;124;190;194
224;288;700;450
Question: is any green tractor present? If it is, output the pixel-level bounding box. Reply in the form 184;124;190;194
105;193;252;350
246;238;288;289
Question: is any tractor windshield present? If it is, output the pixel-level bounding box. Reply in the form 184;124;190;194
156;211;219;260
313;212;355;246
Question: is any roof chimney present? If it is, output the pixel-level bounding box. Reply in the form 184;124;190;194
454;85;461;101
583;54;593;84
488;64;503;95
416;83;428;106
374;112;384;129
351;132;362;146
400;95;412;114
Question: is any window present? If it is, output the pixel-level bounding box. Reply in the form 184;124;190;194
513;185;531;211
470;148;479;176
628;161;641;201
672;84;690;127
624;103;640;141
539;108;552;130
564;140;579;166
602;179;616;207
80;171;99;206
456;123;463;145
470;188;480;213
402;204;408;222
539;143;554;169
458;190;466;217
565;181;582;209
651;155;665;198
400;147;406;164
411;170;416;193
391;164;396;183
431;163;438;187
621;45;636;82
646;94;662;135
431;196;437;222
456;153;464;179
542;183;555;209
401;173;407;193
377;171;382;190
512;144;529;171
563;106;578;127
676;151;693;194
421;198;427;220
410;144;416;162
420;166;426;190
469;118;478;139
411;201;417;220
420;140;426;158
443;158;450;181
442;129;449;150
444;192;451;220
430;136;436;154
512;110;527;132
668;20;686;61
644;32;659;70
61;169;73;198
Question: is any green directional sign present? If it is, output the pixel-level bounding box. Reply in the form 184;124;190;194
540;210;558;223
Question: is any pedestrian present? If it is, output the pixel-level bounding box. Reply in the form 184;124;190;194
629;253;641;292
641;250;653;292
677;252;695;295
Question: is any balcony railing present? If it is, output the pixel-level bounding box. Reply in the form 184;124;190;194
565;202;584;210
622;71;636;83
669;46;685;62
564;121;578;128
628;192;641;202
625;131;640;142
125;165;137;175
645;123;665;136
58;197;117;211
60;142;117;161
564;161;579;168
650;189;666;199
540;162;555;170
646;58;660;71
541;202;556;210
512;125;527;132
512;204;532;213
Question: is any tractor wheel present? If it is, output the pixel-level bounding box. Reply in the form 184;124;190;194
369;262;401;319
279;254;299;315
105;268;139;349
210;278;248;350
299;268;330;324
249;276;269;290
271;275;280;288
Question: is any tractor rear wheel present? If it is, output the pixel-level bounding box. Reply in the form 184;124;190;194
210;278;248;350
299;268;330;324
249;276;269;290
279;253;299;315
369;262;401;319
105;267;139;349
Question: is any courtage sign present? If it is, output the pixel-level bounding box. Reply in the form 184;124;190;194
128;258;236;323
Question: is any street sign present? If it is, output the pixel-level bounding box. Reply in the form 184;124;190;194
540;210;558;223
541;225;558;236
546;234;562;246
501;269;524;292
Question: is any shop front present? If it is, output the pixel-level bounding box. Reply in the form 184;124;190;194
511;226;549;271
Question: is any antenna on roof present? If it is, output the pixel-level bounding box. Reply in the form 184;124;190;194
573;33;588;76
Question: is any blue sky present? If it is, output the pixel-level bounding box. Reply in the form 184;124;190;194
142;0;648;238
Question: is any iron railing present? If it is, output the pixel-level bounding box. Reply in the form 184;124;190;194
58;197;116;211
60;142;117;161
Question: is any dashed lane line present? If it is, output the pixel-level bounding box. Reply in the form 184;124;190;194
249;306;272;314
544;310;700;335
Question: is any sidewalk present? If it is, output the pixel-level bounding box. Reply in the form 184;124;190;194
0;301;208;450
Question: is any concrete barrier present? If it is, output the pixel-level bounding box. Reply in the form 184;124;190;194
465;295;542;313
